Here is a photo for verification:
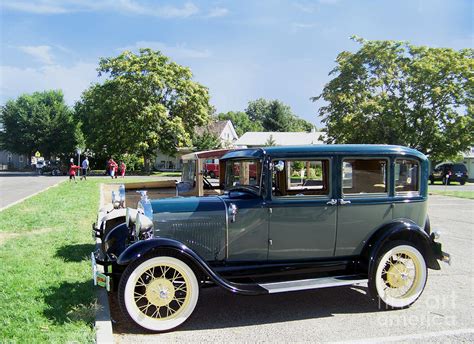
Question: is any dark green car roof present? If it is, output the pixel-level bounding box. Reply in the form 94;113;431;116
221;144;428;161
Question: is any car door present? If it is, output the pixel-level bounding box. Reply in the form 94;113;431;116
335;157;392;256
267;158;337;260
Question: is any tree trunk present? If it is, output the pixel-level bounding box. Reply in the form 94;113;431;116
143;155;151;174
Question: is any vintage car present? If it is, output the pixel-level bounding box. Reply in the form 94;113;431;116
92;145;450;332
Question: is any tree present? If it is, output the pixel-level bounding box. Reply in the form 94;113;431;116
76;49;211;170
0;90;80;159
245;98;314;132
264;134;277;146
192;130;222;151
313;37;474;162
216;111;263;136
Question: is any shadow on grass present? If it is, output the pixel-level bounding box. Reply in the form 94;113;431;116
42;281;96;325
55;243;95;262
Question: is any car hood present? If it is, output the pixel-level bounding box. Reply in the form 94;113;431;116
150;196;227;261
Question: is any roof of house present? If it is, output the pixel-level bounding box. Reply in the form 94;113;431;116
195;120;236;138
234;131;325;146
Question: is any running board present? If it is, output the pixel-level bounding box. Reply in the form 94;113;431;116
259;275;368;294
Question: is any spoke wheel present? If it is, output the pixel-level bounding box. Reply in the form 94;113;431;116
369;242;427;310
118;256;199;332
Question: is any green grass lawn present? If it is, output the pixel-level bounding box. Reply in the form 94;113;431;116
0;179;102;343
429;190;474;199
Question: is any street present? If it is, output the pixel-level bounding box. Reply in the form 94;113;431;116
111;195;474;343
0;173;64;210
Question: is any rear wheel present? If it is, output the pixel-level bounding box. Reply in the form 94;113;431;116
118;255;199;332
460;180;466;185
369;241;427;310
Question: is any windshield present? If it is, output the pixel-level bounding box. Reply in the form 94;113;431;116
181;161;196;183
224;159;262;191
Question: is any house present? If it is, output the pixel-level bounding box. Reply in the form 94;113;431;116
154;120;238;171
0;150;29;170
234;130;325;148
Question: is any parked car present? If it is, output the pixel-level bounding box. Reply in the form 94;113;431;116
429;163;468;185
41;160;64;176
92;145;450;332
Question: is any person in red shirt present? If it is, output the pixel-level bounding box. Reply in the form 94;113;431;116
109;159;118;179
68;158;81;183
119;161;126;178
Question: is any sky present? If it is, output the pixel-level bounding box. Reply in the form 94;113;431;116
0;0;472;128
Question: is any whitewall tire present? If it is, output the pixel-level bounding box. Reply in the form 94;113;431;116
118;256;199;332
369;242;427;310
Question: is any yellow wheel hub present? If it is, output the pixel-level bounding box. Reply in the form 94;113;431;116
387;263;409;288
145;278;175;307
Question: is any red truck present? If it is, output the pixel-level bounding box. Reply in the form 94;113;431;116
204;159;220;178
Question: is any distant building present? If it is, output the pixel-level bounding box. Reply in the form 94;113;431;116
0;150;28;170
154;120;238;171
194;120;238;148
234;130;325;148
462;147;474;181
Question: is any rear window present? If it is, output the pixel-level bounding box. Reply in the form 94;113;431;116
453;164;467;172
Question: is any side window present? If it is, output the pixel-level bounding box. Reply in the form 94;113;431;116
342;159;387;195
395;159;420;195
272;159;329;197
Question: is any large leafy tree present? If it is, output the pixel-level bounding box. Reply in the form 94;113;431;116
245;98;314;132
313;37;474;162
216;111;263;136
0;90;80;159
76;49;211;170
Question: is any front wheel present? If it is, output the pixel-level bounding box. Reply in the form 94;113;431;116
118;255;199;332
369;242;427;310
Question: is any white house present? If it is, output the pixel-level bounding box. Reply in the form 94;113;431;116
234;130;325;148
154;120;238;171
462;147;474;181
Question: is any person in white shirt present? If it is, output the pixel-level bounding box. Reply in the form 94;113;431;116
80;157;89;180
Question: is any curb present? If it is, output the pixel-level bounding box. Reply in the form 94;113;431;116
0;178;66;212
95;183;115;344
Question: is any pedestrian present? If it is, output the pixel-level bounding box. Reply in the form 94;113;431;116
109;158;118;179
80;157;89;181
68;158;81;183
119;161;126;178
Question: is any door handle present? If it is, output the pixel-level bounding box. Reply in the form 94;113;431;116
326;199;337;206
339;199;351;205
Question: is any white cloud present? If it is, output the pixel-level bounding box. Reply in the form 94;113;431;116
1;0;199;18
121;41;212;59
18;45;55;64
206;7;229;18
0;62;98;105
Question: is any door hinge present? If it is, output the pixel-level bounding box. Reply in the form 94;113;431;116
269;239;273;246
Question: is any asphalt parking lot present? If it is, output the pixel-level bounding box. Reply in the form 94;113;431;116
110;194;474;343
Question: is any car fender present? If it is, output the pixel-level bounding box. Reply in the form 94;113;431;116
116;237;267;295
362;219;440;277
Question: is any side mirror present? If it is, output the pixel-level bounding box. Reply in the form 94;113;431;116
273;160;285;172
